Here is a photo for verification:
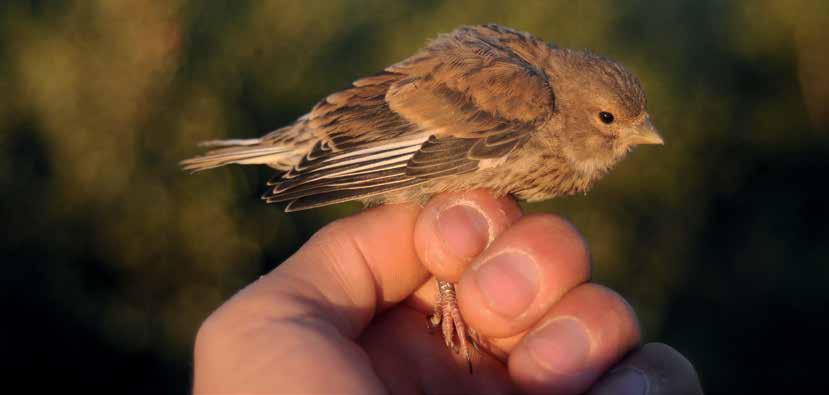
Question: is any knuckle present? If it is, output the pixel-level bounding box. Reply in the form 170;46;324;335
306;218;361;264
313;217;352;243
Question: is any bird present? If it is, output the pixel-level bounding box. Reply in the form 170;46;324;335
181;23;664;370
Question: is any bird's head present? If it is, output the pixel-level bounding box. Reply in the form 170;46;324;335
546;49;663;177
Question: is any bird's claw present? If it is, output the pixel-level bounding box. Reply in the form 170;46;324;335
431;280;480;373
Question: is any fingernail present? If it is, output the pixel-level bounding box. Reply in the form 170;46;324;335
437;203;490;260
474;252;539;317
526;317;591;376
589;367;649;395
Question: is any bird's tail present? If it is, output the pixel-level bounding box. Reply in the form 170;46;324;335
179;138;294;173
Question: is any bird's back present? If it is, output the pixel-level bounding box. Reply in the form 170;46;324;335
181;24;654;211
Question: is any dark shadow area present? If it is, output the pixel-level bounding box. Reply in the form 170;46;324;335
2;1;827;393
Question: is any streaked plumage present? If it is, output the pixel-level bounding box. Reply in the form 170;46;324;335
181;24;664;367
181;24;662;212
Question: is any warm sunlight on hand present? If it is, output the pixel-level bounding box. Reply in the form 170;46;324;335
192;191;702;395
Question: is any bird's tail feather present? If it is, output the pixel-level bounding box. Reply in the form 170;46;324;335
180;138;292;172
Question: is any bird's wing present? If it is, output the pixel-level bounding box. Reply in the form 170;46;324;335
264;25;556;211
387;24;555;140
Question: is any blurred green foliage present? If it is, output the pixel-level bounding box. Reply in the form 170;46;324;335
2;1;827;393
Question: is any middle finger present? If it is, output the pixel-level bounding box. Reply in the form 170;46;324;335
458;214;592;339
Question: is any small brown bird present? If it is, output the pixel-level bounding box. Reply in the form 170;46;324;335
182;24;663;368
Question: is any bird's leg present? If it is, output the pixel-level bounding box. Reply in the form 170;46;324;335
429;279;478;371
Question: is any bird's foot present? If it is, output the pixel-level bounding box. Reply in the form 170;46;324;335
428;279;482;372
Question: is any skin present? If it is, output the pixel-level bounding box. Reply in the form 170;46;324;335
184;25;667;377
193;190;702;394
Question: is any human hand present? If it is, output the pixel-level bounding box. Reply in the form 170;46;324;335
193;190;702;394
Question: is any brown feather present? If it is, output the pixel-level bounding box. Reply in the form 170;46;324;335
181;24;659;211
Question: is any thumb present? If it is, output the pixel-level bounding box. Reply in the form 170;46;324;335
200;204;429;338
237;202;430;338
270;202;430;336
193;203;430;393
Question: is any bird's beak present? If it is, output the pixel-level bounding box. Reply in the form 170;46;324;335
628;116;664;146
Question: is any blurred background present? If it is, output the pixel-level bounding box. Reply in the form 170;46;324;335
2;1;827;393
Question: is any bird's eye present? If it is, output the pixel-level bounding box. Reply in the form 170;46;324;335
599;111;615;124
